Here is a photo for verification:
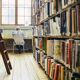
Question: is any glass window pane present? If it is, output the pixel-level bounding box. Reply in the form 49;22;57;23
25;0;31;7
9;17;15;24
18;0;25;7
18;8;24;16
18;4;25;8
25;4;31;8
9;0;15;7
2;16;8;24
2;8;8;16
9;0;15;4
2;4;8;8
9;8;15;16
2;0;8;4
18;17;25;24
25;0;31;5
25;17;31;25
2;0;15;24
8;4;15;8
25;8;31;16
18;0;25;4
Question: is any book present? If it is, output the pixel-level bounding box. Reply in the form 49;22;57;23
66;8;70;36
47;58;53;76
76;5;80;35
43;38;47;52
44;57;48;72
44;2;50;19
55;17;61;35
49;17;61;36
68;0;72;5
67;40;73;67
47;40;54;57
76;44;80;67
39;38;43;49
53;64;60;80
72;8;76;36
50;0;54;15
60;11;67;35
56;0;62;12
50;62;55;79
54;40;61;59
61;40;66;61
44;21;50;35
61;66;65;80
62;0;68;9
40;8;44;22
54;0;57;14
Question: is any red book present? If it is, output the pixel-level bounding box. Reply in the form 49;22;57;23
52;64;56;79
47;58;51;76
68;40;72;67
53;64;60;80
39;39;43;49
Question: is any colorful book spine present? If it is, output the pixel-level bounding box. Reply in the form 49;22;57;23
67;40;72;67
76;5;80;35
53;64;60;80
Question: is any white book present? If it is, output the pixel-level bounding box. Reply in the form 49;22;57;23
55;17;61;35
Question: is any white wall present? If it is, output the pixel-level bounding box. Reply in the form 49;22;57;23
0;26;33;39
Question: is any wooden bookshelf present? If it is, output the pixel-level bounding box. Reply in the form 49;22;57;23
34;35;80;40
32;0;80;80
35;1;80;26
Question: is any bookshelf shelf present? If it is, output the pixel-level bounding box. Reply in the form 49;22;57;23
32;0;80;80
54;58;71;69
36;13;60;25
34;35;80;40
35;1;80;26
62;1;80;11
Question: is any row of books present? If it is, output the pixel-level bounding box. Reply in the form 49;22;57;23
31;0;45;16
33;5;80;36
32;0;79;23
32;0;80;80
47;39;80;69
35;4;80;36
34;38;80;69
33;24;48;36
34;50;73;80
61;5;80;36
62;0;78;9
34;48;80;80
45;57;72;80
32;0;79;16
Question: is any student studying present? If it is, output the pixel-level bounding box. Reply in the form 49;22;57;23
12;26;24;53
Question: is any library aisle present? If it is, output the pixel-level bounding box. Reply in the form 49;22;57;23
0;53;48;80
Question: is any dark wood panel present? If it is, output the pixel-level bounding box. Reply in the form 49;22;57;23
3;39;33;52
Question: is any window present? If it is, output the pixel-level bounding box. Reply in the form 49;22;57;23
2;0;15;24
18;0;31;25
1;0;31;25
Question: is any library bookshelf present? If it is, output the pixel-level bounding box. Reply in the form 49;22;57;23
31;0;80;80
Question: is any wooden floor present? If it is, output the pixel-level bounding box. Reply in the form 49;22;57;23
0;53;48;80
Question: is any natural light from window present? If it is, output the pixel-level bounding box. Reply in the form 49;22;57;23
2;0;31;25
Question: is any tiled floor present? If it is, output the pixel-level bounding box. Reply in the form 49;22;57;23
0;53;48;80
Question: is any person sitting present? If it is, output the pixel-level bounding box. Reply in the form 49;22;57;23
12;26;24;53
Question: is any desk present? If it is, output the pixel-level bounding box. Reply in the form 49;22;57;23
3;38;32;52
